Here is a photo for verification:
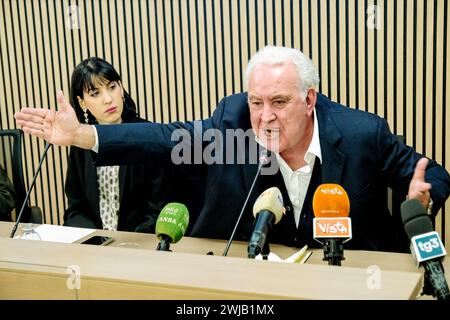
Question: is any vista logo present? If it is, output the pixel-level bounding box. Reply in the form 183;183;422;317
319;187;343;195
412;231;446;263
313;217;352;239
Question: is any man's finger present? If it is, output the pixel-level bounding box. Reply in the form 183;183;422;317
412;157;429;182
15;107;49;119
56;90;70;112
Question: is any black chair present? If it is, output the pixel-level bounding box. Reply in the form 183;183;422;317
0;129;42;223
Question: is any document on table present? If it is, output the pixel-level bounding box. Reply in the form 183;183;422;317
33;224;95;243
255;245;312;263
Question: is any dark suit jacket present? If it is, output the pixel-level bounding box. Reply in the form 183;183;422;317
94;93;450;252
64;116;176;233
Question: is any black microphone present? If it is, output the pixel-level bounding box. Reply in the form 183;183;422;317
10;141;51;238
401;199;450;300
247;187;284;259
222;149;271;256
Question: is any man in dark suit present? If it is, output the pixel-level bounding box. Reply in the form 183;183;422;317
15;46;450;252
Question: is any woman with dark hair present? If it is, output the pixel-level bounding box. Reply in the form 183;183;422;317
64;57;168;232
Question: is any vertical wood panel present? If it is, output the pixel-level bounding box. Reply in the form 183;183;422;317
347;0;356;108
444;0;449;248
386;0;394;126
425;0;434;158
357;0;366;110
0;2;9;130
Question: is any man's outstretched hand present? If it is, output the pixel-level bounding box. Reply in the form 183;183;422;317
14;91;94;149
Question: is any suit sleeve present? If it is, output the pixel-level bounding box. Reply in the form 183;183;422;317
63;148;99;229
377;118;450;215
91;93;242;169
94;119;211;166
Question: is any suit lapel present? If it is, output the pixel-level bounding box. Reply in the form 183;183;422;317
118;165;126;202
242;162;259;195
315;100;346;185
320;139;346;184
241;134;268;193
86;151;101;215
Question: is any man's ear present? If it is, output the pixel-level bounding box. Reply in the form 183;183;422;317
305;88;317;114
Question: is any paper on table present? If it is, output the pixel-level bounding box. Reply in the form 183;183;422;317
32;224;95;243
255;252;284;262
255;245;312;264
284;245;312;263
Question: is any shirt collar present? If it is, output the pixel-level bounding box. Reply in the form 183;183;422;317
308;109;322;164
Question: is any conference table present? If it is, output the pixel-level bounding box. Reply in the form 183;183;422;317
1;221;446;300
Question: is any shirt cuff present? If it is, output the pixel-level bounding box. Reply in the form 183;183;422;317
92;125;99;153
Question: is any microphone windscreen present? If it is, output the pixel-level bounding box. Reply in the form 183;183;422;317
155;203;189;243
401;199;434;239
252;187;284;224
400;198;427;223
312;184;350;217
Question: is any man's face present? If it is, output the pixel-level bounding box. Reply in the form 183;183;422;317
248;62;315;157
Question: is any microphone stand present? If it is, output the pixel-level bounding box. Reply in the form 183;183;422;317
10;142;51;238
261;240;270;260
322;238;345;266
421;270;435;297
156;235;172;251
222;150;270;256
422;260;450;300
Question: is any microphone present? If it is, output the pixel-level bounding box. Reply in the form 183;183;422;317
247;187;285;259
222;149;271;256
155;202;189;251
10;141;51;238
312;183;352;266
401;198;449;300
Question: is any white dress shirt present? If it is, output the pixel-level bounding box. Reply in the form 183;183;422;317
275;110;322;227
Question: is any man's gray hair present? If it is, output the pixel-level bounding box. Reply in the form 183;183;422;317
244;46;320;93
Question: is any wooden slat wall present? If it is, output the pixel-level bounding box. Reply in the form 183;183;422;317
0;0;449;247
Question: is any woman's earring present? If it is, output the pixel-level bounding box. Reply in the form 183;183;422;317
82;107;89;124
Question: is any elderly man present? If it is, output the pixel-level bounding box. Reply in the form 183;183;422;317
15;46;450;252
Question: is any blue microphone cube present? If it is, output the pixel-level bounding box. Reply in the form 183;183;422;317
411;231;447;264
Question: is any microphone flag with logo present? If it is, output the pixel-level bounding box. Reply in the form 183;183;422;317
155;203;189;251
312;183;351;266
401;198;449;300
